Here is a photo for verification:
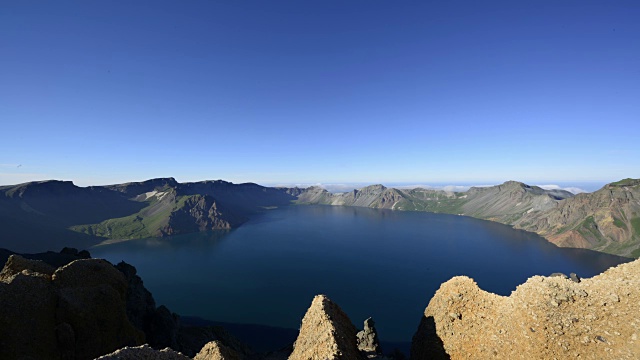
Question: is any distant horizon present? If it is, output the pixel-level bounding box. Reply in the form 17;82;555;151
1;176;618;194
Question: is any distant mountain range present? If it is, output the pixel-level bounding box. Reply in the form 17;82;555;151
1;178;638;257
0;178;300;252
296;178;640;258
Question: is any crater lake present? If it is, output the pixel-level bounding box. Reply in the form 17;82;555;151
91;205;629;345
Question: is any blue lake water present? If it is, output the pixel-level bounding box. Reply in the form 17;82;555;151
91;205;629;343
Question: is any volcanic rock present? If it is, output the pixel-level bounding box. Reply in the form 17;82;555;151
411;258;640;359
289;295;363;360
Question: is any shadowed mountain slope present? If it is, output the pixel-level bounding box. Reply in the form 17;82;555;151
0;179;298;252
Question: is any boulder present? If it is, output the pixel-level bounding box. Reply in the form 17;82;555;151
0;254;56;280
0;263;59;359
289;294;362;360
53;259;145;359
0;256;145;360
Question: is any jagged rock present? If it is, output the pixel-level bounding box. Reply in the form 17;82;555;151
356;317;382;355
0;259;59;359
177;325;252;358
194;340;241;360
95;344;190;359
289;295;363;360
411;258;640;359
53;259;145;359
0;254;56;280
0;256;145;360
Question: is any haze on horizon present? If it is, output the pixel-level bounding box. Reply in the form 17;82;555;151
1;1;639;187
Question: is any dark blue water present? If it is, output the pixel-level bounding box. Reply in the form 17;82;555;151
91;205;628;342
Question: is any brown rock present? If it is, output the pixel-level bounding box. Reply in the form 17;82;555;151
194;340;241;360
0;255;148;360
0;254;56;280
53;259;145;359
0;265;59;359
411;258;640;359
95;344;190;360
289;294;363;360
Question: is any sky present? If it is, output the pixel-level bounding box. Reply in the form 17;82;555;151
1;1;639;188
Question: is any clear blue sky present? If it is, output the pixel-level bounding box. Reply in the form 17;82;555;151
2;1;639;187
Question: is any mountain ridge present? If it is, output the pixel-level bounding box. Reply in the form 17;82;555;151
295;179;640;258
1;177;638;257
0;179;298;252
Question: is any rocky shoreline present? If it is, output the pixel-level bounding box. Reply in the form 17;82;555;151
1;248;638;359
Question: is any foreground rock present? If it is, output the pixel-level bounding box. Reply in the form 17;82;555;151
411;258;640;359
0;255;144;360
356;317;382;356
289;295;363;360
96;345;190;360
193;341;242;360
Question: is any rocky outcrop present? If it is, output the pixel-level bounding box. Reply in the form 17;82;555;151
411;257;640;359
193;341;241;360
289;295;363;360
0;255;144;360
356;318;382;356
95;344;190;360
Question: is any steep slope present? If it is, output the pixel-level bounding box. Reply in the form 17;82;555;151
513;178;640;257
71;189;243;240
296;185;407;209
462;181;574;223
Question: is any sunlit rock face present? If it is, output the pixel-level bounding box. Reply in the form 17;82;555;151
411;258;640;359
289;295;363;360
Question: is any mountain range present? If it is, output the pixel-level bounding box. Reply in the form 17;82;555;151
1;177;638;257
0;178;299;252
296;178;640;257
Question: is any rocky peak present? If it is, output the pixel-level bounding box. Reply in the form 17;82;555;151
356;317;382;356
289;294;363;360
193;340;241;360
411;258;640;359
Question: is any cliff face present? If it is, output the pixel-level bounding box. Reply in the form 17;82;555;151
0;255;145;360
296;185;406;210
411;258;640;359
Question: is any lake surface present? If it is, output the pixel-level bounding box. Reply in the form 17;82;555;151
92;205;629;343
